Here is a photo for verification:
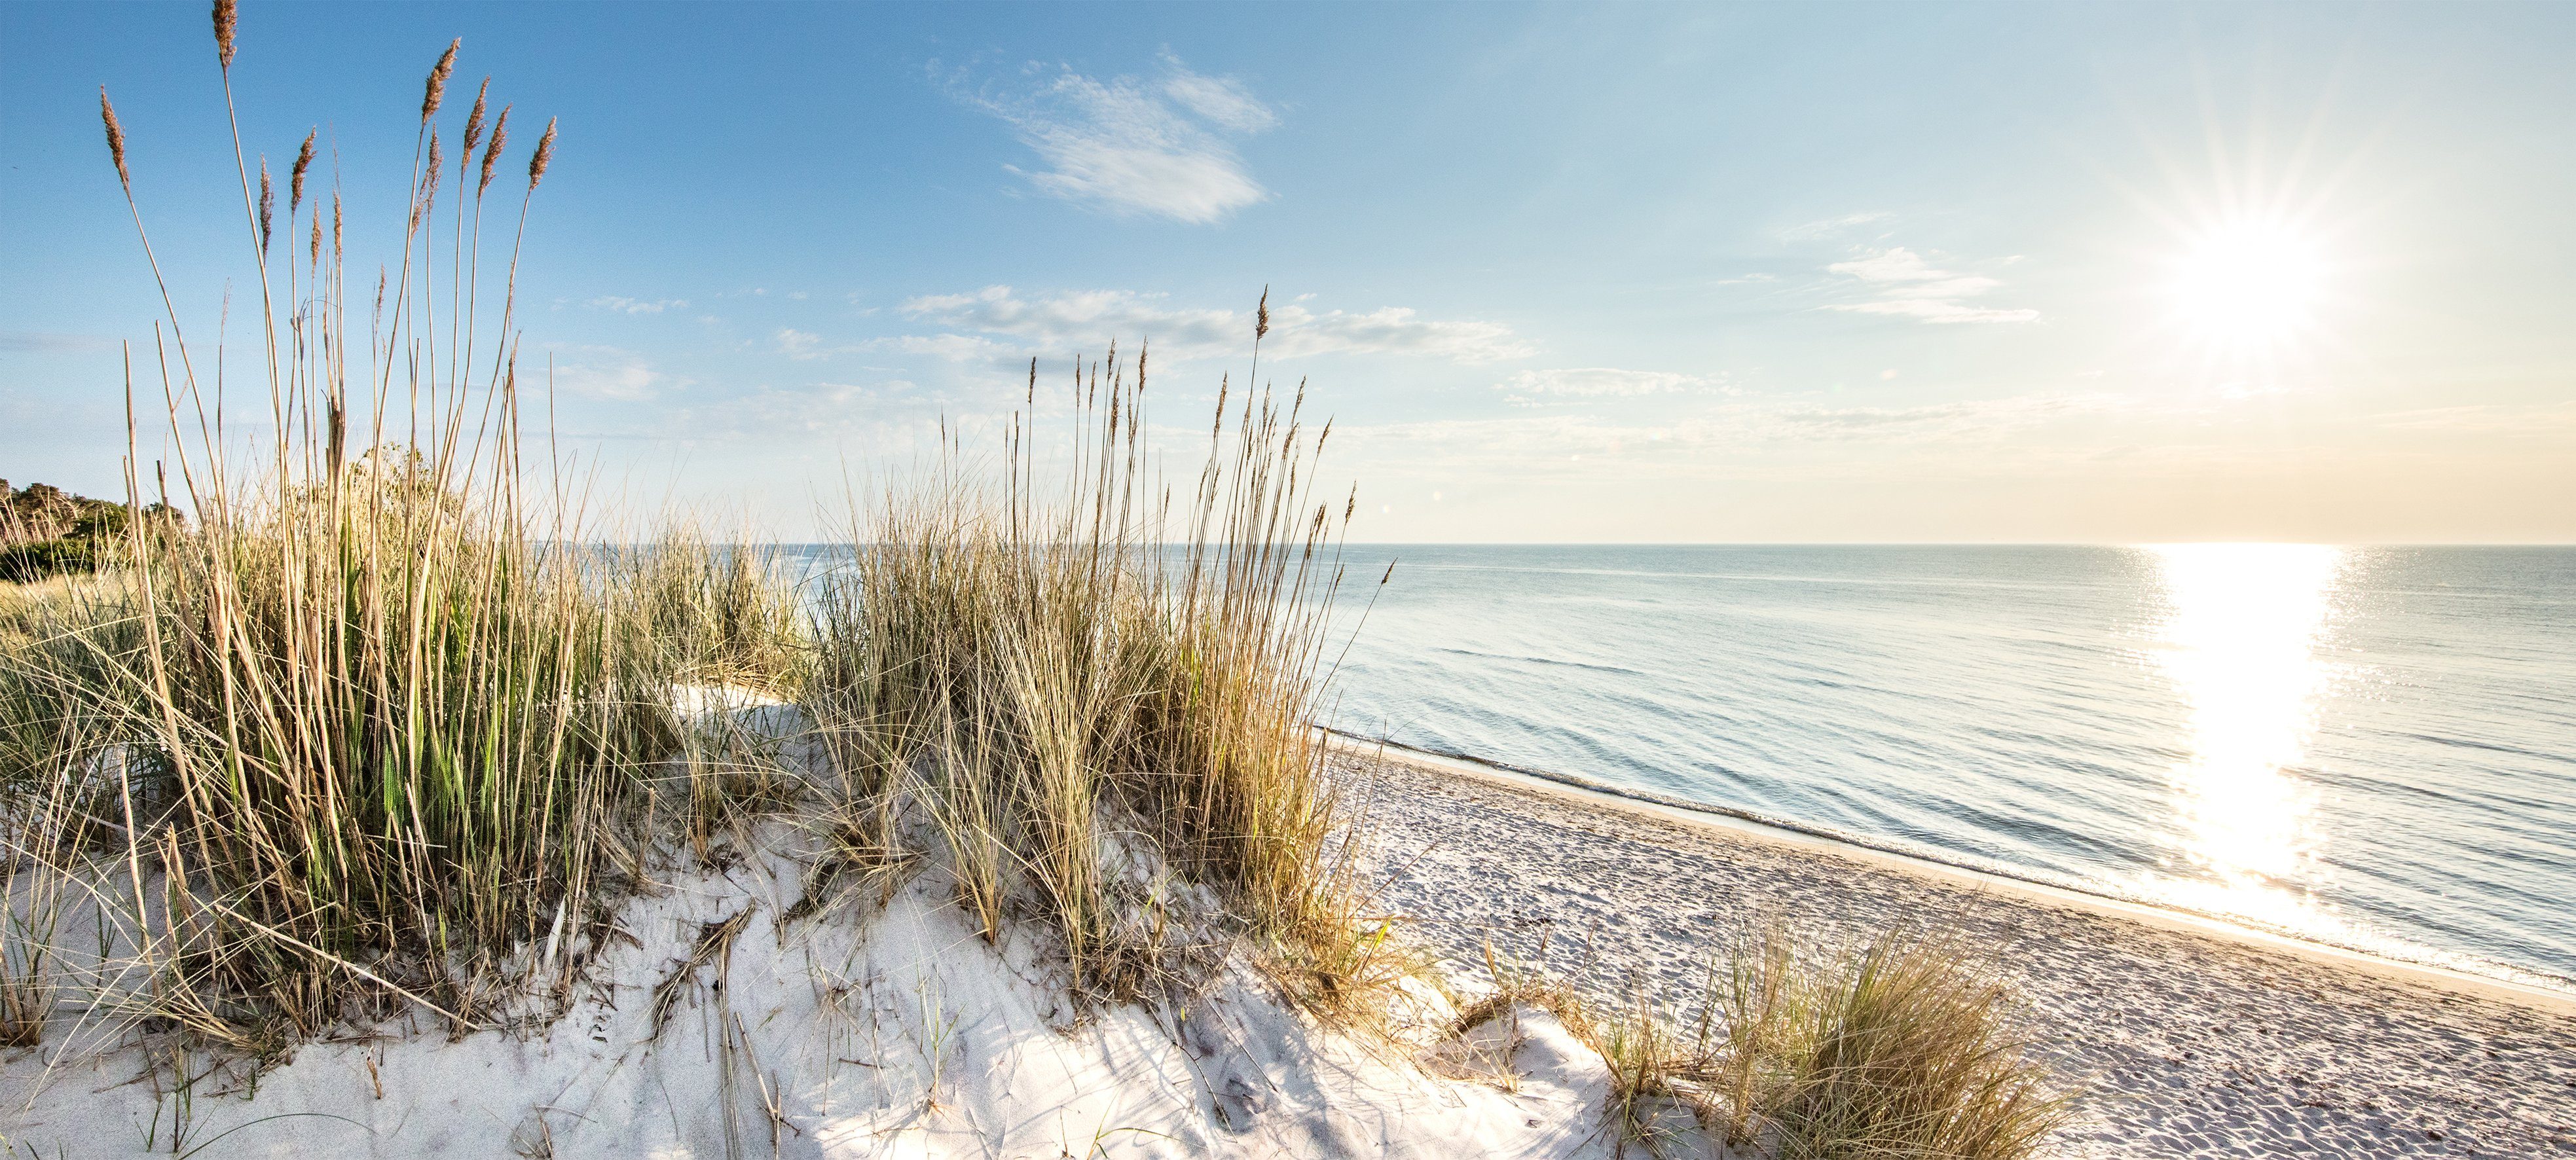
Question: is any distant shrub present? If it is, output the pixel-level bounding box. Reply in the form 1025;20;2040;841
0;479;174;582
0;539;97;583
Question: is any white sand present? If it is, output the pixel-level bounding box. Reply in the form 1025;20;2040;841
18;694;2566;1158
1341;743;2576;1158
7;834;1691;1157
0;697;1721;1158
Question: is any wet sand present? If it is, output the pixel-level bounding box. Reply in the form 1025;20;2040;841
1344;745;2576;1158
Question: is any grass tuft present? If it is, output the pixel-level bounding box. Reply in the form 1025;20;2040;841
1441;924;2076;1159
804;349;1390;1009
1719;924;2079;1160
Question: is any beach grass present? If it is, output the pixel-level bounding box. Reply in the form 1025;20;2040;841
0;5;685;1047
2;0;1393;1051
1446;924;2074;1159
1;8;2077;1157
1712;924;2078;1159
801;350;1391;1008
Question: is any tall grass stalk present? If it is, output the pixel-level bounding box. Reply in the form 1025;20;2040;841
9;0;1395;1062
0;10;697;1046
807;349;1388;1006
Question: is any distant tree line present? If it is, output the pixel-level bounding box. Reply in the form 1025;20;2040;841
0;479;176;582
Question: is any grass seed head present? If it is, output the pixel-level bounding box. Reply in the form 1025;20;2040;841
1256;287;1270;340
421;38;458;124
257;156;274;253
291;128;315;211
99;89;130;191
528;117;556;189
479;104;511;195
462;79;489;158
212;0;237;68
422;132;442;214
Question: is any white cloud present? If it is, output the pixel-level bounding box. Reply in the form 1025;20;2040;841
955;56;1277;224
894;285;1532;363
550;351;670;401
1759;393;2106;439
1328;391;2119;470
1159;58;1278;134
1835;299;2042;324
0;331;119;353
1822;247;2037;325
875;333;1021;364
1776;211;1894;242
589;296;688;315
1498;368;1721;399
775;328;824;359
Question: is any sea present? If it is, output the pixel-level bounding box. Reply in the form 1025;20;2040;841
1317;545;2576;991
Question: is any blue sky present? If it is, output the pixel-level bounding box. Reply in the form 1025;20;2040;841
5;1;2572;541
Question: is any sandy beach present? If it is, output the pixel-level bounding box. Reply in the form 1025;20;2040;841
12;2;2572;1155
1344;744;2576;1158
5;702;2568;1157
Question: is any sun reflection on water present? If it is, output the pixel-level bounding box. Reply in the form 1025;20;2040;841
2144;543;2349;937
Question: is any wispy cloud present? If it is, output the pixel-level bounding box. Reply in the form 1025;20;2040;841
1159;60;1278;134
2370;402;2576;436
952;54;1276;224
1759;393;2106;439
1822;247;2038;325
0;331;120;353
875;333;1021;364
1776;211;1893;242
1498;367;1725;401
1329;391;2120;471
549;349;673;401
895;286;1533;363
774;328;824;359
589;296;689;315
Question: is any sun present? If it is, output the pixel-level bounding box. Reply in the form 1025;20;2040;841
2165;217;2330;352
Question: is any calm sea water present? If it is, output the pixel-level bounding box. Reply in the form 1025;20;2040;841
1320;545;2576;989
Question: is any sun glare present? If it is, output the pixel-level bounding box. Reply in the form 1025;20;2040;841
2167;218;2330;351
2144;543;2347;939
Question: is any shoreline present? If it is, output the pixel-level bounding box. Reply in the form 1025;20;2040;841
1342;742;2576;1157
1327;731;2576;1019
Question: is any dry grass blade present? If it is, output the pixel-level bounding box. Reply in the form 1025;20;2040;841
648;905;754;1038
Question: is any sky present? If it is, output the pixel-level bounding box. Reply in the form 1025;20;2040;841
3;1;2572;543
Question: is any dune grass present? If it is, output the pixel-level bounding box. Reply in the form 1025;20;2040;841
1;0;1395;1057
1556;924;2078;1159
802;352;1400;1009
1718;924;2078;1160
9;18;2070;1160
1443;924;2073;1159
0;5;684;1048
